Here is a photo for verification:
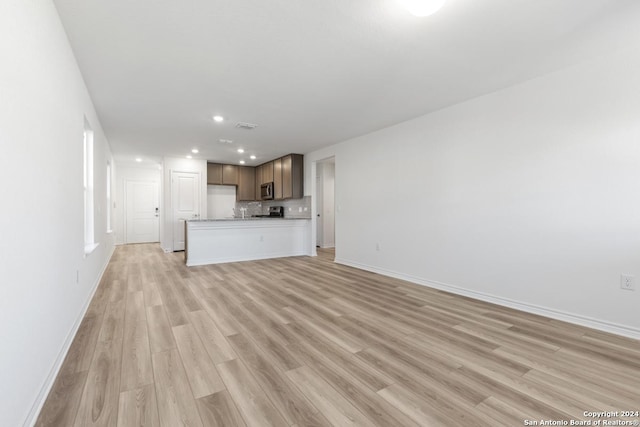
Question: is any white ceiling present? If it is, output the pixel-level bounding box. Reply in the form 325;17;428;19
53;0;640;166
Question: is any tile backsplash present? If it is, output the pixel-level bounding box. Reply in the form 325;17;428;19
236;196;311;219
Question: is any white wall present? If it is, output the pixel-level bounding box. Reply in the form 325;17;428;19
161;157;207;252
114;163;162;245
0;1;115;425
207;185;237;219
304;48;640;338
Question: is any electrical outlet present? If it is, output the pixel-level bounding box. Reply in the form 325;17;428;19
620;274;635;291
376;243;380;251
298;207;302;212
76;270;79;284
260;235;264;242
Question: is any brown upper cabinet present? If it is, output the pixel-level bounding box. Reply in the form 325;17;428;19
273;158;283;200
222;164;238;185
262;161;274;184
208;154;302;201
237;166;255;201
254;164;262;200
281;154;303;199
208;162;239;186
207;163;223;185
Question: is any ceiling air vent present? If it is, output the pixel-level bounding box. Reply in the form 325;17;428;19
218;139;233;144
235;122;258;130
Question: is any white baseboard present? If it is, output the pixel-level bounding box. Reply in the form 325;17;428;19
335;258;640;340
24;244;116;427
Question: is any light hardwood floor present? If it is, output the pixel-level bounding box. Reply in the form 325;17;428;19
36;244;640;426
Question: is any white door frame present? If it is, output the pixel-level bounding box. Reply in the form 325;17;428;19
311;156;336;254
316;168;324;248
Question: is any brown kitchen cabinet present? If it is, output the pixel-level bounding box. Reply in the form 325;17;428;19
282;154;303;199
237;166;256;201
273;158;283;200
207;163;223;184
209;155;302;201
262;161;274;184
222;164;238;185
255;164;262;200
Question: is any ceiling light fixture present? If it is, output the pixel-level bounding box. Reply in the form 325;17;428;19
239;160;246;165
250;155;256;160
237;148;244;153
186;155;192;159
235;122;257;130
398;0;446;17
213;115;224;123
191;148;199;154
135;158;142;162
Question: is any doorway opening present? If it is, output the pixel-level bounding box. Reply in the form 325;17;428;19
315;157;335;260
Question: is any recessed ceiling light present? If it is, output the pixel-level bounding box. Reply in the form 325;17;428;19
398;0;446;16
192;148;199;154
250;155;256;160
186;155;192;159
237;148;244;153
239;160;246;165
135;158;142;162
213;115;224;123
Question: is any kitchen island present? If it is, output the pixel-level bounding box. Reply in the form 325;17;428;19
185;218;311;266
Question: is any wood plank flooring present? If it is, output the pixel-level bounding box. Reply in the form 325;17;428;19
36;244;640;426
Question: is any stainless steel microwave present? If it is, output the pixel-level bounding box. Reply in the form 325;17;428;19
261;182;274;200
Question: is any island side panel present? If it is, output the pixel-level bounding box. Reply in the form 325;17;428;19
186;219;309;266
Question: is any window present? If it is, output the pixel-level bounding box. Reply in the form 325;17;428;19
106;161;112;232
83;119;97;254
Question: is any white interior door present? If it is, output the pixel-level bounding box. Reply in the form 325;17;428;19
125;181;159;243
172;171;200;251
